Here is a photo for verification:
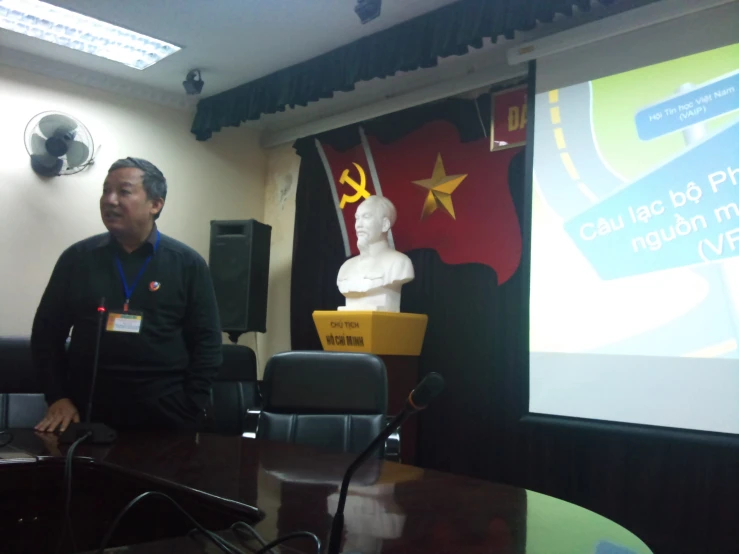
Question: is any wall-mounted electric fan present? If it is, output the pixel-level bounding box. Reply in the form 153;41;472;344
24;111;95;177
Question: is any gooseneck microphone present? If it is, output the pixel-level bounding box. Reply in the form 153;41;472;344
86;298;106;424
59;298;117;445
326;372;445;554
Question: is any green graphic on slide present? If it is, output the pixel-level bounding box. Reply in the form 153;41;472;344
592;43;739;181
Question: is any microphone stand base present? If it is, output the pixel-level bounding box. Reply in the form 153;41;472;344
58;422;117;444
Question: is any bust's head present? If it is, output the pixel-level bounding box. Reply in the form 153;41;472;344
355;196;397;248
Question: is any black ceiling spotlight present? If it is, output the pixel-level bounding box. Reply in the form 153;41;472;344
182;69;204;95
355;0;381;24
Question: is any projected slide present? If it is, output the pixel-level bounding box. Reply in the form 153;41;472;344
530;43;739;434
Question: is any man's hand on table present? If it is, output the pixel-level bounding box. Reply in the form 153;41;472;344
35;398;80;433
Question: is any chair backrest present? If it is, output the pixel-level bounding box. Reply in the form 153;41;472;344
257;351;388;455
0;338;261;432
205;344;260;435
5;394;48;428
0;337;41;393
0;337;47;429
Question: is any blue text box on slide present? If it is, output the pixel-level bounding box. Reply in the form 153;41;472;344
563;122;739;280
635;71;739;141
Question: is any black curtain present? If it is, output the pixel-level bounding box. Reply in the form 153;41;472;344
290;96;739;554
191;0;629;140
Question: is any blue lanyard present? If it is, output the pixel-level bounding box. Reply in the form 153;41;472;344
115;231;160;312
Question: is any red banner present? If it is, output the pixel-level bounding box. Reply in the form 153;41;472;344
491;87;527;151
318;121;523;284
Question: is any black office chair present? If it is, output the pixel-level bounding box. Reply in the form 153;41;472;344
255;351;397;459
0;337;48;430
4;394;47;429
204;344;261;435
0;338;261;433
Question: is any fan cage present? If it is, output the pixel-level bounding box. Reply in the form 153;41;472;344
24;111;95;176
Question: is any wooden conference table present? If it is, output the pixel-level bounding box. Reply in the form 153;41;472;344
0;430;652;554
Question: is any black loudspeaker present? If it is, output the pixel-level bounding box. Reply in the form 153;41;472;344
209;220;272;339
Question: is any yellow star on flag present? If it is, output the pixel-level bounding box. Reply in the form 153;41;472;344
412;153;467;220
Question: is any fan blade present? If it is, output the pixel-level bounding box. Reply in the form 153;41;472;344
32;151;60;168
65;141;89;168
39;113;77;138
31;155;63;177
31;133;48;155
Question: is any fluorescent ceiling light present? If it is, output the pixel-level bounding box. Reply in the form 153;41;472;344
0;0;180;69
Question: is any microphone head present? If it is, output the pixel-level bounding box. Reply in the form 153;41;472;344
409;372;445;410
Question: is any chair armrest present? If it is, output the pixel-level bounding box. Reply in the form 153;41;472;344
383;415;401;463
242;409;261;439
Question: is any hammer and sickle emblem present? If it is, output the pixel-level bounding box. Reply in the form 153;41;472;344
338;163;370;209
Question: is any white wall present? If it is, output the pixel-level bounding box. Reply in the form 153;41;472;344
258;144;300;373
0;65;267;346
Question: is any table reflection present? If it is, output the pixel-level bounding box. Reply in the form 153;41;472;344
0;431;653;554
327;483;407;552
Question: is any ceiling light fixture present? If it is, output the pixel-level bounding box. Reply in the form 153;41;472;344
0;0;181;69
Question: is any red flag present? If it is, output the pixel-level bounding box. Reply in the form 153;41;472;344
318;136;378;258
318;121;522;283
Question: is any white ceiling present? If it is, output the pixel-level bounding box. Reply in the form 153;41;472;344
0;0;661;145
0;0;462;97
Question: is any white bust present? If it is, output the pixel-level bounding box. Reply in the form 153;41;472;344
337;195;414;312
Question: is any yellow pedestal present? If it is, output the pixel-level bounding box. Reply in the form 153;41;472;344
312;311;428;356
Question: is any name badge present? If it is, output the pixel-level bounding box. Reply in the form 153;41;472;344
106;311;143;334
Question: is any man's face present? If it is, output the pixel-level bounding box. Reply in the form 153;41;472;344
100;168;162;237
355;201;386;247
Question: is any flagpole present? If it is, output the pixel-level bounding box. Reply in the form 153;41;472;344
315;138;352;257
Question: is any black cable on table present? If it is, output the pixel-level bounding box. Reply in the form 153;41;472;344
181;518;321;554
253;531;322;554
188;528;247;554
230;521;272;553
55;431;92;554
97;491;244;554
93;479;321;554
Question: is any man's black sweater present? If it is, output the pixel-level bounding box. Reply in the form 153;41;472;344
31;226;222;429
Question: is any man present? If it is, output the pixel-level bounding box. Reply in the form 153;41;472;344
337;195;414;312
32;157;222;433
